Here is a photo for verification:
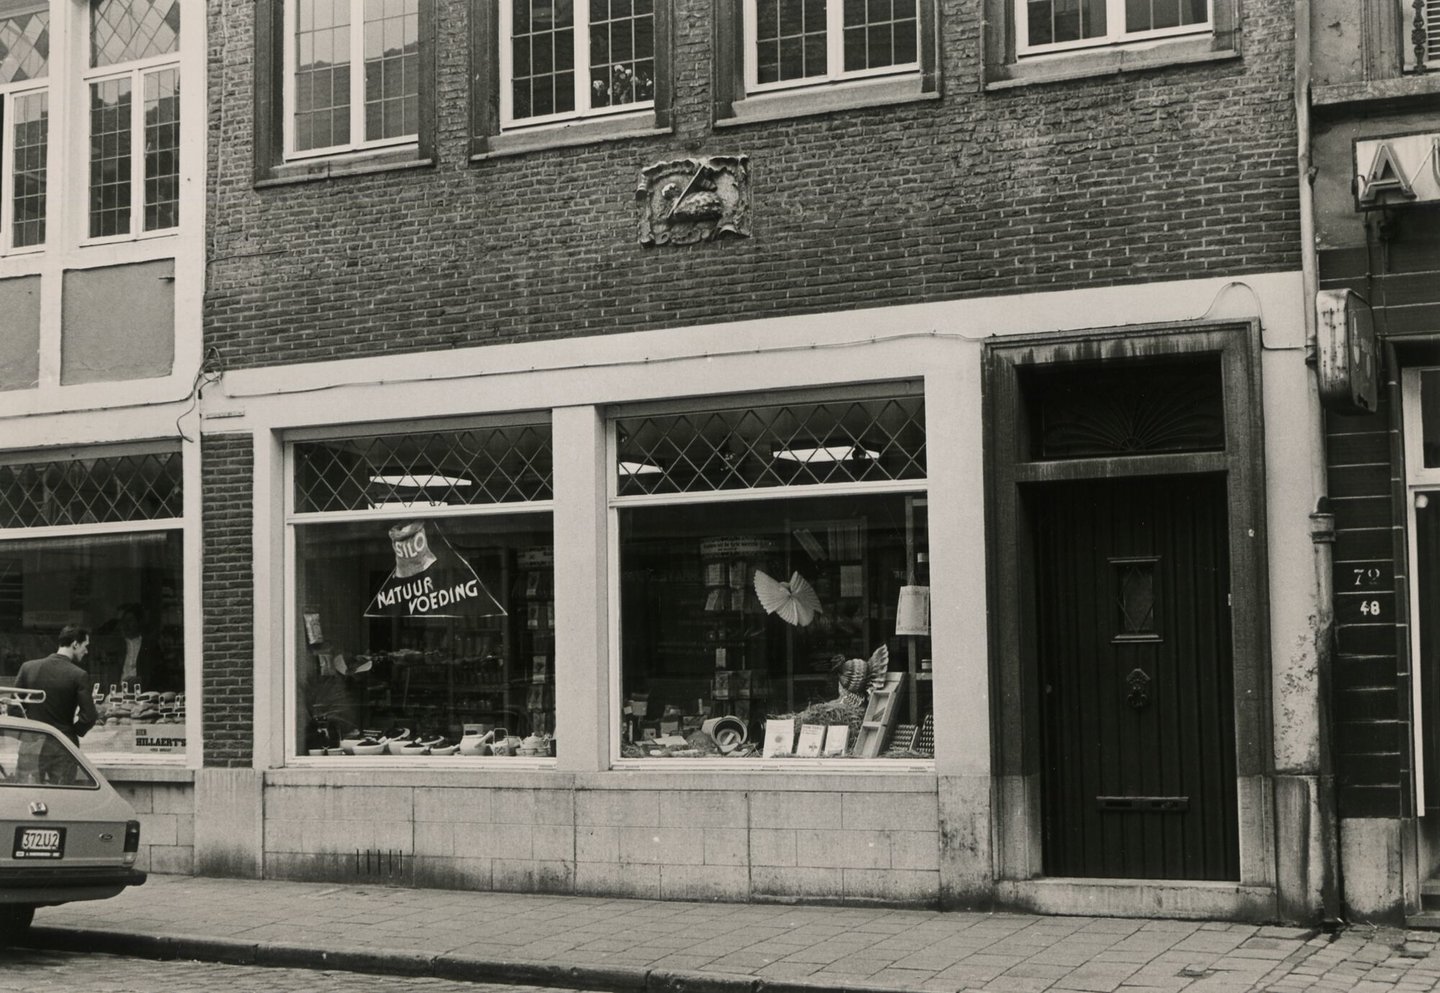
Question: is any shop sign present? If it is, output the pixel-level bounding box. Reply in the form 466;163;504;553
1316;288;1379;415
1354;134;1440;209
364;521;505;619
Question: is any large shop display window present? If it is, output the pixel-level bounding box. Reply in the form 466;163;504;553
290;421;555;760
0;448;186;761
614;388;932;761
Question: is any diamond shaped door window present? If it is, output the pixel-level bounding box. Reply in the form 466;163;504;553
293;422;553;514
614;391;925;497
1112;556;1160;642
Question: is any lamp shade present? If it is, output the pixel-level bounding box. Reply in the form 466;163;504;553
896;585;930;636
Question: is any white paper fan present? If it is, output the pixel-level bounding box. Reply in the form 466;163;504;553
753;570;823;627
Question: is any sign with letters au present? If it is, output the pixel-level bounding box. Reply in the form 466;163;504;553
1354;133;1440;208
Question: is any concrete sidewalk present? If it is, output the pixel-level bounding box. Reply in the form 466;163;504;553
19;875;1440;992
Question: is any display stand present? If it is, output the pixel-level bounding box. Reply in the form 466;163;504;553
853;672;904;757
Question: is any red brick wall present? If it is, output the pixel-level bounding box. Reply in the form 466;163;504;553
201;433;255;768
204;0;1301;369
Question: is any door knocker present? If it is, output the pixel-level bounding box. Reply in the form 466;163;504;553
1125;668;1152;710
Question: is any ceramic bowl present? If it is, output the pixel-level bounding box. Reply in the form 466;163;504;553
350;742;386;756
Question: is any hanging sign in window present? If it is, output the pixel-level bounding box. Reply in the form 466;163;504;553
364;521;506;619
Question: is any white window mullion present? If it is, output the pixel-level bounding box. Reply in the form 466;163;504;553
826;0;843;80
574;0;590;115
499;0;514;124
350;0;366;147
282;0;296;158
0;91;12;252
1106;0;1124;43
128;67;144;238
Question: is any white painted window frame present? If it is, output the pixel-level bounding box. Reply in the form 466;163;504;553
80;49;180;245
0;82;47;254
1014;0;1212;58
497;0;655;130
280;414;560;768
1402;367;1440;811
605;384;932;770
281;0;418;161
741;0;920;95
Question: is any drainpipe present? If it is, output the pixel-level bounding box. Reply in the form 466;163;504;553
1297;0;1344;924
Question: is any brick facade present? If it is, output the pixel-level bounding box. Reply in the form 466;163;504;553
205;0;1301;371
201;432;256;768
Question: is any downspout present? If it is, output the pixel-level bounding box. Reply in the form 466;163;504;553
1296;0;1344;923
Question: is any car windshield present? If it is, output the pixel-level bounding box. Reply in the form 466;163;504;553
0;726;99;789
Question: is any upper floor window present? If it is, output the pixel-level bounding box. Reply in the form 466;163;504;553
0;1;48;252
1017;0;1210;55
744;0;917;92
499;0;655;127
85;0;180;240
284;0;418;157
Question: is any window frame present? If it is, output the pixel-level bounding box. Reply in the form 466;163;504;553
469;0;672;157
712;0;937;125
606;384;932;770
741;0;921;95
496;0;657;130
281;0;420;161
255;0;436;183
1014;0;1213;58
0;82;47;254
0;440;188;767
81;51;180;244
983;0;1237;88
282;414;560;768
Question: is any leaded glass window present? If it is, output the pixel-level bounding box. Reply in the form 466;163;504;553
614;392;926;497
293;422;554;514
85;0;181;239
0;2;47;252
0;449;182;528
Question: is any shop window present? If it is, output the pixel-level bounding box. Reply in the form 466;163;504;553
85;0;181;239
614;390;932;762
289;422;557;761
254;0;436;178
0;446;186;763
0;2;48;252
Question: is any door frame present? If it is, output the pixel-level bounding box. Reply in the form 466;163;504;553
984;320;1274;895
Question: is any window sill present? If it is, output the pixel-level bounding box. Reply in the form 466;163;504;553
471;114;671;161
1312;73;1440;114
95;763;193;783
986;36;1238;90
256;148;434;188
716;74;936;127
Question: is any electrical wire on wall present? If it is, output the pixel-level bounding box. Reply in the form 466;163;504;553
175;345;225;443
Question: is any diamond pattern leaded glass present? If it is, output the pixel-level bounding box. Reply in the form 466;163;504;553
294;425;554;513
615;394;925;497
1116;560;1156;635
0;451;182;528
91;0;179;68
0;8;48;84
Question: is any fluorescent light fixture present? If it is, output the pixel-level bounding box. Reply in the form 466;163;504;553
618;459;663;476
369;473;473;488
368;499;448;511
772;443;878;464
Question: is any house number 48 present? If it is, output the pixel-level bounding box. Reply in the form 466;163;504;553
1360;600;1382;616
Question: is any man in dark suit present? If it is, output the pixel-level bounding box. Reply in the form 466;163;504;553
92;603;175;694
14;625;99;744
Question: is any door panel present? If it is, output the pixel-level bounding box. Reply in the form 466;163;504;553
1033;473;1239;880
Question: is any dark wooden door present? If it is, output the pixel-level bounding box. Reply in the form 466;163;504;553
1033;473;1239;880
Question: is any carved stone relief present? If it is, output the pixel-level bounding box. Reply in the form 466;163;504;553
637;155;751;246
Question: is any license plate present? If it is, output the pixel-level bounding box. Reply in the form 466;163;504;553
13;826;65;860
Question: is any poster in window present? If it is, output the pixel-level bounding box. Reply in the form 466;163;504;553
365;521;506;619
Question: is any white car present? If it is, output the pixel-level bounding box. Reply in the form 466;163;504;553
0;689;146;946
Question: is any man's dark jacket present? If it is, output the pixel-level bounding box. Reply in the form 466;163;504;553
14;654;99;743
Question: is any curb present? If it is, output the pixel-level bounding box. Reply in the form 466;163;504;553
23;926;927;993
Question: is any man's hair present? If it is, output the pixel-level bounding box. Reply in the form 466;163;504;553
57;624;90;649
